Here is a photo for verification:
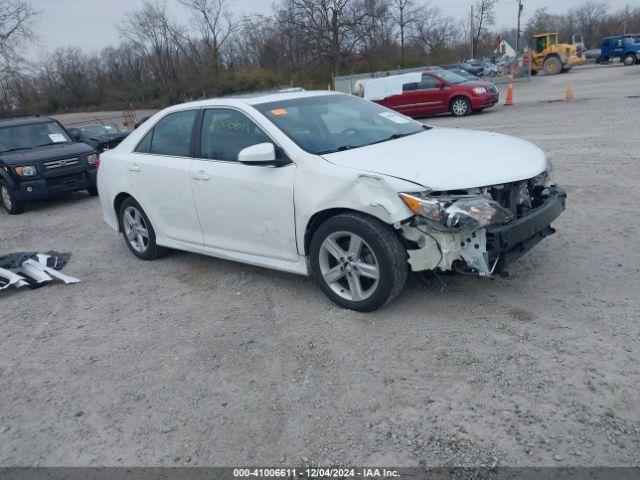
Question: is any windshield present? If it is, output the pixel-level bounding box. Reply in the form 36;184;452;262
451;69;470;77
0;121;71;153
434;70;466;84
255;94;426;155
81;124;120;136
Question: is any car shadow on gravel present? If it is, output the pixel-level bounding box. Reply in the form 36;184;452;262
7;191;96;215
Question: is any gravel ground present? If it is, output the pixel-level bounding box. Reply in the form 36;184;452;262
1;64;639;467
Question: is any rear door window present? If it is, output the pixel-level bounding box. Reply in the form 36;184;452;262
136;110;197;156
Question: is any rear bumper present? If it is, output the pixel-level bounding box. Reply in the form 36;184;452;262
12;169;97;201
486;186;567;271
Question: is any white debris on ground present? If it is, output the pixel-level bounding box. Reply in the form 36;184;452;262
0;252;80;290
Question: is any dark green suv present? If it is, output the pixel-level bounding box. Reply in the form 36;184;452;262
0;116;99;214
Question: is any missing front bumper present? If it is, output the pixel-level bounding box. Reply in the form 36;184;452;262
402;186;567;275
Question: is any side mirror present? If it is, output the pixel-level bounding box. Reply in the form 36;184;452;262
238;142;287;166
436;81;445;89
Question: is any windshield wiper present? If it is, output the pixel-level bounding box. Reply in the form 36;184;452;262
318;128;427;155
367;131;420;146
318;144;360;154
35;142;69;148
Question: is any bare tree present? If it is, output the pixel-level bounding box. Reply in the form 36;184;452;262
288;0;368;76
177;0;237;72
389;0;420;66
413;6;457;61
472;0;496;57
571;1;608;48
0;0;39;64
119;1;186;100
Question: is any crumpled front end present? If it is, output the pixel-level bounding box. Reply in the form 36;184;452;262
398;175;567;276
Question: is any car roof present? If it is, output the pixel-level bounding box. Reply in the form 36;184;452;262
164;90;342;112
0;116;55;128
603;34;638;39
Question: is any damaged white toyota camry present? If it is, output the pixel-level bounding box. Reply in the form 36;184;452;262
98;91;566;312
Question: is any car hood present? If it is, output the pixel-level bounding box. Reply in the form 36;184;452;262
0;142;95;165
321;127;547;191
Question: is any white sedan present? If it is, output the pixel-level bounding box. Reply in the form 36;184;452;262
98;91;566;311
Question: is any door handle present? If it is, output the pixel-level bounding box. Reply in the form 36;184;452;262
128;164;141;172
192;171;210;181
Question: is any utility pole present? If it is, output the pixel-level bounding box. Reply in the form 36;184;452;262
623;3;629;34
515;0;523;54
470;4;474;59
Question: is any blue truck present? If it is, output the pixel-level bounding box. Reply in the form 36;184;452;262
599;34;640;66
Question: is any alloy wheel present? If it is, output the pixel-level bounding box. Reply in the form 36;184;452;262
123;205;150;253
318;231;380;301
452;99;468;116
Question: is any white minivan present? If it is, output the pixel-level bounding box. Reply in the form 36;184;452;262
98;91;566;311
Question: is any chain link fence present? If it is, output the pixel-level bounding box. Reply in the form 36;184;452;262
60;110;139;131
334;54;532;95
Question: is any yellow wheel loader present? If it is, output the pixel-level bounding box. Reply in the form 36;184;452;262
531;33;585;75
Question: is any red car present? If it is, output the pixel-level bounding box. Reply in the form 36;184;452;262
365;70;499;118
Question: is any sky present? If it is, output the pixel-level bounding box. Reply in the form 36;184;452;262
26;0;633;60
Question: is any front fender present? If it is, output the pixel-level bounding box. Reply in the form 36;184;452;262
0;168;18;189
294;166;423;255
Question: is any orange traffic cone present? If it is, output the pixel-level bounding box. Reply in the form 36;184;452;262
504;74;514;106
565;81;575;102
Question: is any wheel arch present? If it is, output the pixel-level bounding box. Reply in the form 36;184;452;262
303;207;401;256
449;94;471;107
113;192;135;232
0;168;17;189
544;53;562;63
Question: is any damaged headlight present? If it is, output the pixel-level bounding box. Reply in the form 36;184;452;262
400;192;514;232
534;158;554;186
444;197;514;231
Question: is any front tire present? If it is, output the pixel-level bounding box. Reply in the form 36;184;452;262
543;56;562;75
310;213;408;312
0;181;25;215
450;96;471;117
118;197;167;260
623;53;636;66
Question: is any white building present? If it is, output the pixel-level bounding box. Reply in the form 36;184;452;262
496;40;517;59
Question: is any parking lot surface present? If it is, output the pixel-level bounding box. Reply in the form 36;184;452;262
1;64;639;467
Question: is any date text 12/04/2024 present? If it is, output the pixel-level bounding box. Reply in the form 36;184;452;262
233;468;400;478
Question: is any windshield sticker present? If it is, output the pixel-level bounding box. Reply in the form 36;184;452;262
271;109;288;116
48;133;67;143
379;112;411;124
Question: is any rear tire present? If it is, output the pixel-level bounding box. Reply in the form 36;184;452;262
118;197;168;260
543;56;562;75
309;212;408;312
450;96;471;117
0;181;25;215
623;53;636;66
